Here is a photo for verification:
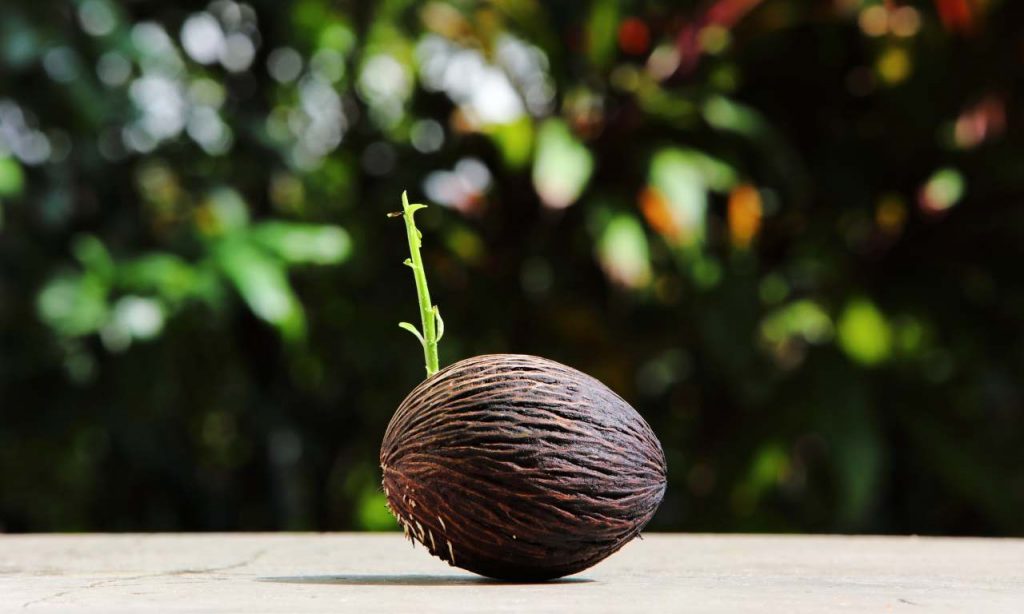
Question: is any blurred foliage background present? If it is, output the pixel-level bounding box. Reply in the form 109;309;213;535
1;0;1023;536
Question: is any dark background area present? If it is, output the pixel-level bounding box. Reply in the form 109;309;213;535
1;0;1022;536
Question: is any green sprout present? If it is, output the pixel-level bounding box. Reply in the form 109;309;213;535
391;191;443;377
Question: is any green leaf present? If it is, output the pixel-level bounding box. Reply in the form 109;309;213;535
37;273;109;337
837;298;892;366
595;211;652;290
532;119;593;209
0;156;24;197
760;300;834;345
433;306;444;342
484;116;533;169
646;147;738;250
204;188;250;234
72;235;114;281
250;221;352;265
216;238;305;341
398;321;425;347
586;0;620;68
118;253;200;304
812;371;883;529
356;489;398;531
703;96;768;138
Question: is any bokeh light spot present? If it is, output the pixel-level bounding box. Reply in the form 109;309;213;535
618;18;650;56
919;168;965;214
837;299;893;366
267;47;303;83
181;13;224;65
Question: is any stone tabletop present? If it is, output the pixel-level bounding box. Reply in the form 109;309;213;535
1;533;1022;612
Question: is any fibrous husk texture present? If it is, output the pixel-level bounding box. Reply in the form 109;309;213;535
380;354;667;580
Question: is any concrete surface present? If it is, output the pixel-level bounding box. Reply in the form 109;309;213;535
1;533;1022;612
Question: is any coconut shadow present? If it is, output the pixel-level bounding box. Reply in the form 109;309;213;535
258;574;593;586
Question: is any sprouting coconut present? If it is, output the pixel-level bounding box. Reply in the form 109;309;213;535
381;193;667;580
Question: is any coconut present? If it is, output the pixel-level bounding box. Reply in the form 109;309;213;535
381;353;667;580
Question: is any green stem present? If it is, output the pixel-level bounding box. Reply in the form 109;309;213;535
396;191;440;377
